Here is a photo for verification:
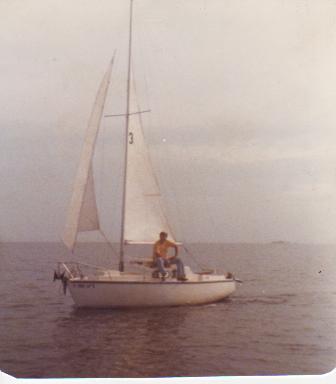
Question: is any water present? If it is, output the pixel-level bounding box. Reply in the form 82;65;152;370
0;242;335;378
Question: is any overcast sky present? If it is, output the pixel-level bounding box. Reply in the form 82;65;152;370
1;0;336;243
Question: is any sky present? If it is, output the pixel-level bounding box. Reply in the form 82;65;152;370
1;0;336;243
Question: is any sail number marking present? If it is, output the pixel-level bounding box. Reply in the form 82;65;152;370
129;132;134;144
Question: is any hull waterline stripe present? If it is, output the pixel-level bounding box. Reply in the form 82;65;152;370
69;279;236;285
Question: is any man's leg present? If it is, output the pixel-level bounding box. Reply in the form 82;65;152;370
169;257;185;278
156;257;167;275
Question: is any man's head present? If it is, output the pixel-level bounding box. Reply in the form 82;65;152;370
159;231;168;241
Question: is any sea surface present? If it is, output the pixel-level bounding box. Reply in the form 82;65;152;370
0;242;335;378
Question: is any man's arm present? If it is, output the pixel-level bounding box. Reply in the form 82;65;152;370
153;242;160;260
168;241;178;258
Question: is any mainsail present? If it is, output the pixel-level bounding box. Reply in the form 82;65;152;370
123;73;176;244
63;58;114;251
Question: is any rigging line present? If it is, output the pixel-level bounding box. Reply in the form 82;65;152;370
167;123;204;261
156;125;186;248
138;16;152;126
133;56;181;240
182;244;209;271
135;16;176;238
131;67;177;242
99;123;112;265
135;13;208;265
99;228;119;258
99;122;105;224
105;110;151;117
78;196;118;261
129;6;183;247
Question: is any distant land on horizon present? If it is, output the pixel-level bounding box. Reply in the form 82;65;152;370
1;240;336;246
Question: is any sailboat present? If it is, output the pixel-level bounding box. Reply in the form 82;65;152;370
55;0;239;308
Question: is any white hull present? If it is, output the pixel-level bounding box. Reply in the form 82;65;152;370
67;269;236;308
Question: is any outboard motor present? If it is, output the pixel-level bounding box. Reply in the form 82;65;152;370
53;270;68;295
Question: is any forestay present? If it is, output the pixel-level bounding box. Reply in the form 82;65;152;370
63;59;114;251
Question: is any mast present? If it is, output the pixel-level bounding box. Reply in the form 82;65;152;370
119;0;134;272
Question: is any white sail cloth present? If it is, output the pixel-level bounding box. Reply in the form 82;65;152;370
63;59;176;251
63;59;114;251
124;73;176;244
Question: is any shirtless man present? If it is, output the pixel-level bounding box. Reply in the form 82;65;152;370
153;232;187;281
